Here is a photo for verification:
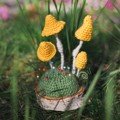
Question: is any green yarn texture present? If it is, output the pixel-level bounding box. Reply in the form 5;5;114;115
38;69;80;98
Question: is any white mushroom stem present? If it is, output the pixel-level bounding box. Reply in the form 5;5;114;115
55;35;64;70
76;69;80;77
72;41;83;74
49;61;53;69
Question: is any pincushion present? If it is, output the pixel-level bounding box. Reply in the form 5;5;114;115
38;68;80;98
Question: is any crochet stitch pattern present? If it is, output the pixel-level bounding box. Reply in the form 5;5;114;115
75;15;92;41
75;51;87;70
37;42;56;62
38;69;80;98
42;14;65;37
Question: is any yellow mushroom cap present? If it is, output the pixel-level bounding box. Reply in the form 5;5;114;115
75;51;87;70
37;42;56;62
75;15;92;41
42;14;65;37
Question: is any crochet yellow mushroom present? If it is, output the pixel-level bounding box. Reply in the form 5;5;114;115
75;15;92;41
42;14;65;37
75;51;87;77
72;15;92;74
41;14;66;69
37;42;56;62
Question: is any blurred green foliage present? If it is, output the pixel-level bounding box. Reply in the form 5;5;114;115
0;0;120;120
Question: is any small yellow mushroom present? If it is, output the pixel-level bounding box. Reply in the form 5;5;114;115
37;42;56;62
42;14;65;37
75;51;87;70
75;15;92;41
75;51;87;77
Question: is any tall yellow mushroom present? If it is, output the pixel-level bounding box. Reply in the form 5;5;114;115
41;14;65;69
72;15;92;74
37;41;56;68
75;51;87;77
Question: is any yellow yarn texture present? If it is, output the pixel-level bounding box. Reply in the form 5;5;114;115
75;15;92;41
75;51;87;70
37;42;56;62
42;14;65;37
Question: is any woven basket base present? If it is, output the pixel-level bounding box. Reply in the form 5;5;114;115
35;86;84;111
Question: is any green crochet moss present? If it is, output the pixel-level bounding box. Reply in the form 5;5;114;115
38;69;80;98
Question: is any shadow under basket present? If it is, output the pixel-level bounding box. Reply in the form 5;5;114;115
35;86;85;111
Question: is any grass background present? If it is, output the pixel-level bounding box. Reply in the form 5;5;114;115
0;0;120;120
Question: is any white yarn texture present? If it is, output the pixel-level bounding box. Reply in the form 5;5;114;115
56;37;64;70
72;41;83;74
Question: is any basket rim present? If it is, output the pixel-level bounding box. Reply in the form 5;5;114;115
35;86;85;100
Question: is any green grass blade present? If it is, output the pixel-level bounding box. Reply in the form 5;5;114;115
76;0;86;28
107;31;120;44
94;1;108;22
63;1;67;18
62;0;71;58
58;0;63;17
11;76;18;120
70;0;78;32
77;65;103;119
65;26;71;60
109;68;120;76
47;0;51;14
105;75;115;120
16;0;36;49
114;24;120;33
11;48;19;120
53;0;59;16
24;98;30;120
